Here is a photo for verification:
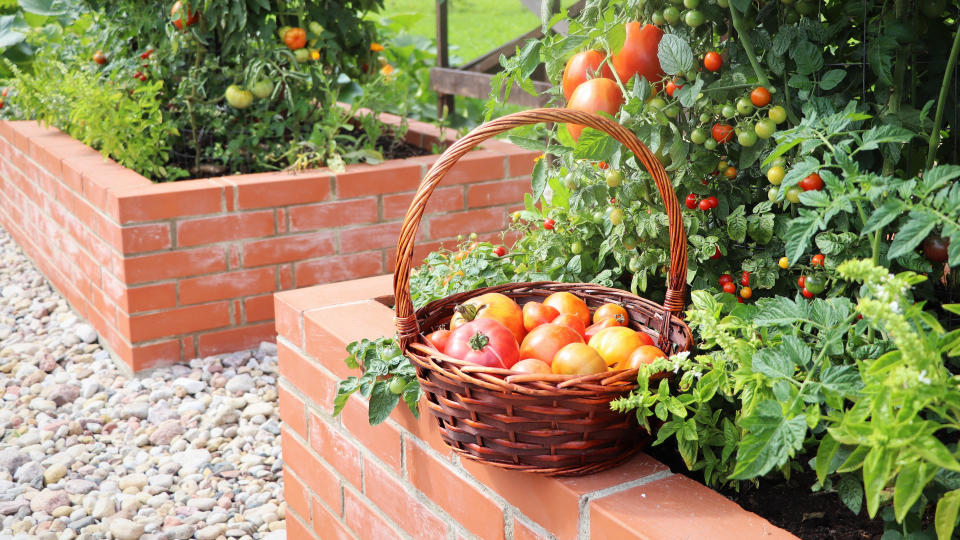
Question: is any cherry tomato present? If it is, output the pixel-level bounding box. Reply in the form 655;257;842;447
719;273;733;285
594;303;629;325
923;234;950;263
704;138;718;150
588;327;652;367
494;246;507;257
786;186;803;203
611;22;665;86
724;166;737;179
755;119;777;139
690;128;707;144
722;104;738;119
699;199;712;211
722;282;736;294
605;169;623;187
798;275;806;288
522;302;560;332
665;80;681;97
618;345;667;370
93;50;107;65
778;257;789;269
802;287;815;299
566;78;624;141
804;276;826;294
704;51;723;72
544;218;555;230
570;241;583;254
711;246;722;259
140;49;155;60
738;129;758;147
767;166;785;185
446;318;520;369
562;50;613;100
712;123;734;143
450;292;525;344
425;329;451;352
811;254;825;267
663;6;681;25
684;9;705;27
598;161;609;169
389;377;407;394
171;0;200;30
552;343;607;375
740;286;752;299
736;97;754;115
768;187;779;202
284;27;307;50
706;196;719;208
741;271;751;286
685;193;698;209
543;291;591;327
799;172;824;191
769;105;788;124
750;86;772;107
609;208;624;226
519;324;584;366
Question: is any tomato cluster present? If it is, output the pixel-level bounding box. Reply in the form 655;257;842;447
424;292;667;376
718;271;752;302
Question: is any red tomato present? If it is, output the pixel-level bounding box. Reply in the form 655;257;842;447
588;326;647;367
611;22;664;87
284;27;307;50
699;199;711;211
171;1;200;30
618;345;667;370
551;313;587;340
711;246;722;260
665;80;682;97
510;358;552;374
494;246;507;257
543;218;555;230
425;330;450;352
562;50;613;100
798;275;806;288
552;343;607;375
519;324;584;366
750;87;771;107
522;302;560;332
799;172;824;191
712;123;734;143
740;286;753;299
445;318;520;369
593;303;629;325
450;292;525;344
802;287;814;299
685;193;698;209
566;78;624;141
585;318;621;341
706;196;719;208
543;291;591;327
811;254;825;267
741;271;750;286
722;282;736;294
703;51;723;72
93;50;107;65
719;273;733;285
923;235;950;263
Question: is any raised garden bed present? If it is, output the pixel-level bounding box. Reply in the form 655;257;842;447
0;114;538;371
274;275;798;540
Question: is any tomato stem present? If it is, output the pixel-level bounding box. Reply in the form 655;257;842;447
925;19;960;170
882;0;908;176
727;5;770;89
454;303;481;322
467;332;490;351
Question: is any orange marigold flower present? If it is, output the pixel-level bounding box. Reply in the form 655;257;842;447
370;42;384;52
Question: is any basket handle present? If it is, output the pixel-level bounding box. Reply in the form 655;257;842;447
393;108;687;347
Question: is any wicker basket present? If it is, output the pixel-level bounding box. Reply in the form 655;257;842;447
392;108;693;476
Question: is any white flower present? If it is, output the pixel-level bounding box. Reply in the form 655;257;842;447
918;370;931;385
889;301;900;313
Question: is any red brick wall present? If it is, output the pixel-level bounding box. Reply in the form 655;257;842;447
275;275;799;540
0;117;538;371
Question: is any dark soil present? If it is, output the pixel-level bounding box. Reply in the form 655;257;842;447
374;133;431;160
645;445;886;540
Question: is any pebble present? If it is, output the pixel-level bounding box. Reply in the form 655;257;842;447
0;223;284;539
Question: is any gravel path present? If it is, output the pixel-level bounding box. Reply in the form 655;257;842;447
0;227;286;540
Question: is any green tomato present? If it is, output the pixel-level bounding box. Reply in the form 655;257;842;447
786;186;803;203
294;48;311;63
609;207;624;226
469;232;478;240
605;170;623;187
623;235;638;250
686;69;699;81
388;377;406;395
651;11;667;25
690;128;707;144
716;0;729;6
663;6;681;24
736;97;754;115
683;0;700;8
251;80;274;99
308;21;325;35
738;129;757;147
766;165;785;185
628;256;642;272
699;113;711;123
684;9;705;27
768;105;787;124
664;104;680;117
704;138;718;150
770;156;787;168
755;118;777;139
571;240;583;254
563;173;578;190
803;276;826;294
768;187;779;202
515;263;528;273
225;85;254;109
648;97;667;110
721;104;737;119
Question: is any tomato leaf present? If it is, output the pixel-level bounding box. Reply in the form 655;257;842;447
783;211;821;267
530;157;548;202
368;380;400;425
791;41;824;75
727;205;747;243
887;211;937;260
859;125;915;153
573;128;620;162
657;34;693;76
819;69;846;90
815;434;840;484
862;199;906;235
837;474;864;515
936;489;960;540
676;78;704;108
922;164;960;194
730;400;807;479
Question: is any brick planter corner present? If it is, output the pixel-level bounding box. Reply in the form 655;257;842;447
275;275;798;540
0;116;538;371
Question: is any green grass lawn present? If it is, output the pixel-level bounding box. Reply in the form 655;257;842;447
378;0;577;63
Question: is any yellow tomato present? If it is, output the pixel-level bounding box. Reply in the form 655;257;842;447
587;327;651;367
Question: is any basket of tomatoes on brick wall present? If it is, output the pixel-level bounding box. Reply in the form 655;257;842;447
392;108;693;476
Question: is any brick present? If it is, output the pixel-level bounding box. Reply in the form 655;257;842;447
177;211;275;247
127;302;230;342
197;322;276;357
406;441;505;540
467;178;530;208
312;496;354;540
83;165;149;211
289;198;378;232
443;151;505;184
111;180;223;223
363;458;448;540
227;171;331;209
129;339;182;372
338;222;404;254
589;474;797;540
391;404;450;458
514;517;551;540
241;232;335;267
124;246;226;284
303;300;395;381
282;427;343;513
283;468;311;524
308;412;362;489
342;396;401;473
289;510;321;540
278;341;338;414
274;296;304;349
243;294;275;323
121;223;171;254
335;160;423;199
278;382;307;439
125;282;177;314
343;488;403;540
61;155;105;194
180;267;276;305
427;207;505;238
382;185;464;221
294;252;383;288
279;265;293;289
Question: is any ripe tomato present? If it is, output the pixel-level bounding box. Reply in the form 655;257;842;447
712;123;734;143
618;345;667;370
801;287;814;299
552;343;607;375
724;166;737;179
740;286;752;299
711;246;722;260
522;302;560;332
446;318;520;369
566;78;624;141
543;291;591;327
799;172;824;191
611;22;664;87
703;51;723;72
425;329;451;352
685;193;698;209
562;50;613;100
593;303;629;325
798;275;806;288
93;50;107;65
519;324;584;366
588;327;651;367
552;314;587;340
510;358;552;374
811;254;825;267
665;80;682;97
923;234;950;263
741;271;750;286
706;196;719;208
585;318;621;341
779;257;789;269
719;273;733;285
494;246;507;257
699;199;711;211
544;218;555;230
750;86;771;107
171;1;200;30
284;27;307;50
450;292;525;344
722;282;736;294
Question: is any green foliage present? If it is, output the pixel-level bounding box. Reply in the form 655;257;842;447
335;337;421;425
